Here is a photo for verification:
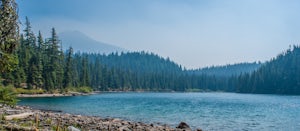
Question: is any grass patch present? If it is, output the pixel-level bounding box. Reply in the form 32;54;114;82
20;121;33;127
65;86;93;93
185;88;203;92
45;118;52;125
15;88;45;94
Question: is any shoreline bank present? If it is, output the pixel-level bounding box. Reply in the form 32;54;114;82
16;90;222;98
17;92;98;98
0;105;202;131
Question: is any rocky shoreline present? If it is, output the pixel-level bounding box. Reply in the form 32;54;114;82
0;105;202;131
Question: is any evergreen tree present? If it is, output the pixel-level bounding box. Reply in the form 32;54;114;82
80;55;90;87
23;17;40;89
0;0;19;73
35;31;44;88
0;0;19;107
47;28;64;89
63;47;74;88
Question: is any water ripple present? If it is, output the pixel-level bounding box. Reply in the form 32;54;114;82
19;92;300;131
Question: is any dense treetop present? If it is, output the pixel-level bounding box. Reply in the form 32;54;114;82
189;62;261;77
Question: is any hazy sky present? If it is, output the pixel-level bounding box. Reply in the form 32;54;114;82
17;0;300;69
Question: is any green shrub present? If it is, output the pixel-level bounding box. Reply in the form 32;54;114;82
77;86;93;93
0;85;18;107
46;118;52;125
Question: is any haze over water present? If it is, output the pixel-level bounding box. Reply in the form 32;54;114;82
19;93;300;131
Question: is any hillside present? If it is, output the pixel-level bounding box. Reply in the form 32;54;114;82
87;52;182;74
236;46;300;94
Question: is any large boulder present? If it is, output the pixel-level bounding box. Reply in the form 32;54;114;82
176;122;192;130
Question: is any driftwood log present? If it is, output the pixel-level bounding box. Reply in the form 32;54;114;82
4;112;34;120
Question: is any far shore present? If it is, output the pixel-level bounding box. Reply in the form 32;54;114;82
17;90;220;98
17;91;99;98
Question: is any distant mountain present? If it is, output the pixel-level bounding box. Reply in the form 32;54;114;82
59;31;126;54
189;62;262;77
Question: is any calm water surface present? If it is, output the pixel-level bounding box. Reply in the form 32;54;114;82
19;93;300;131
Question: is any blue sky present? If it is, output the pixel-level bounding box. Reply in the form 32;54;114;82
17;0;300;68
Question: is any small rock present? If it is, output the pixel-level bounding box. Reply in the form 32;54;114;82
68;126;81;131
112;118;121;122
119;126;130;131
196;128;203;131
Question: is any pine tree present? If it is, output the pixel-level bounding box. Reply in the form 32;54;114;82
23;17;37;88
80;55;90;87
35;31;44;88
63;47;74;88
0;0;19;73
23;17;36;48
15;34;26;84
45;28;64;90
0;0;19;107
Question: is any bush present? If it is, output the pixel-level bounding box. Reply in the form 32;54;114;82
0;85;18;107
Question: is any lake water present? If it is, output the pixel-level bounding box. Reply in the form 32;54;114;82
19;93;300;131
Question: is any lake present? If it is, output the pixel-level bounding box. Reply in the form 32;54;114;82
19;93;300;131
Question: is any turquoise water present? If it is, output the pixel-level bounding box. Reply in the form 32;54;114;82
19;93;300;130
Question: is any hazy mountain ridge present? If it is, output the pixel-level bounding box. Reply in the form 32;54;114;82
58;31;261;76
59;31;126;54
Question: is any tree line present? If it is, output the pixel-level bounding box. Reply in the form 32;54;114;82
189;62;261;77
1;17;300;95
0;17;186;92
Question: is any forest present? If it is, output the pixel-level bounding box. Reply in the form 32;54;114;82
189;62;261;77
1;17;300;95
